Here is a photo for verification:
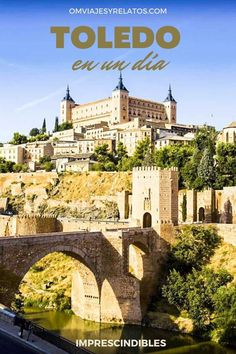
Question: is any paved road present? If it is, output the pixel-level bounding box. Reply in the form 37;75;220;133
0;331;44;354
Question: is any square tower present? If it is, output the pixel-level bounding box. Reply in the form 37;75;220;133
132;166;178;227
111;72;129;125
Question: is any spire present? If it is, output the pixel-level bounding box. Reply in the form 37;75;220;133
113;71;129;92
164;84;176;103
62;84;75;102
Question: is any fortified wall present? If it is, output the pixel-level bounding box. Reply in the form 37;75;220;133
179;186;236;224
0;216;58;236
0;168;178;240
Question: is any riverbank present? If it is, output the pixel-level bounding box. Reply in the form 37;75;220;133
24;308;236;354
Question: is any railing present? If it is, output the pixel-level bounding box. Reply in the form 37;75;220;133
31;322;93;354
14;315;93;354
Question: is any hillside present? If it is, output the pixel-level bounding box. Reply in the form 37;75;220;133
52;172;132;201
0;171;132;218
210;242;236;282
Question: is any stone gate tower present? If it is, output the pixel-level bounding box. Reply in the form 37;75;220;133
132;166;178;227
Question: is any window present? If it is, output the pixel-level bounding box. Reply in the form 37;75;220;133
226;132;229;142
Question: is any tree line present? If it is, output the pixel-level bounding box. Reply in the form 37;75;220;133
92;126;236;190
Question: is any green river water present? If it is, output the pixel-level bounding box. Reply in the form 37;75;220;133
24;309;236;354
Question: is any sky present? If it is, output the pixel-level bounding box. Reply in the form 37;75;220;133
0;0;236;142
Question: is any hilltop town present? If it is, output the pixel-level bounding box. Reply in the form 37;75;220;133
0;74;234;174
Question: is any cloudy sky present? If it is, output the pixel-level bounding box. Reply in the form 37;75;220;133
0;0;236;142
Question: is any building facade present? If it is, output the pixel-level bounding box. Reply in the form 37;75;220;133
24;141;54;163
0;145;24;164
60;74;177;131
219;121;236;144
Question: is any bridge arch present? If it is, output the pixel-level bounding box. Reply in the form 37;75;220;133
8;245;100;322
19;245;98;279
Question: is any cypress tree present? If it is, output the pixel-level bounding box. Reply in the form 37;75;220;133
198;148;216;188
54;117;59;132
42;118;46;134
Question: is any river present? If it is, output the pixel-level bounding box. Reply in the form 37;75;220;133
24;308;236;354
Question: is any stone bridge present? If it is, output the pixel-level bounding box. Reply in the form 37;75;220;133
0;228;169;324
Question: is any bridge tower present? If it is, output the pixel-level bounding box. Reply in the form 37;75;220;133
132;166;178;228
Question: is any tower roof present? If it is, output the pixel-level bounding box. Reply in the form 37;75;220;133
62;85;75;102
164;85;177;103
113;72;129;92
225;121;236;128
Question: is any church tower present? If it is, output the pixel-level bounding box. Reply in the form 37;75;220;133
163;85;177;124
60;85;76;124
111;72;129;125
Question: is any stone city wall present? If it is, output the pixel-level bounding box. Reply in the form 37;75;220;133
0;216;58;236
178;186;236;224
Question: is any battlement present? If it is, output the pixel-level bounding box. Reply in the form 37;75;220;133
133;166;178;172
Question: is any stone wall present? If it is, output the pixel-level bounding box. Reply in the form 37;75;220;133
0;216;58;236
216;186;236;223
59;217;135;232
179;186;236;224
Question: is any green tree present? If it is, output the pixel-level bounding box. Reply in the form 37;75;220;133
58;122;73;131
143;149;155;166
194;126;218;154
169;225;222;273
39;155;51;164
180;127;218;190
12;164;28;173
133;137;152;166
116;142;128;170
0;158;15;172
163;268;233;333
154;145;194;188
94;144;112;163
197;148;216;188
215;143;236;188
116;141;128;159
10;132;27;145
43;161;54;172
53;116;59;132
181;194;187;222
29;128;40;137
92;144;116;171
41;118;47;133
213;285;236;343
28;133;49;142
